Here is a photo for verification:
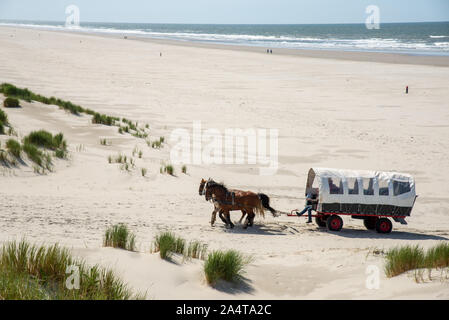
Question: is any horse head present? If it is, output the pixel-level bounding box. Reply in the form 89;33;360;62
204;179;228;202
199;178;207;196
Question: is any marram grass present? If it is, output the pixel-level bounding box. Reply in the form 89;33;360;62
103;224;136;251
152;232;185;260
204;250;252;286
152;232;207;261
0;240;143;300
384;243;449;278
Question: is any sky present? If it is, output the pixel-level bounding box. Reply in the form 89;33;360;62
0;0;448;24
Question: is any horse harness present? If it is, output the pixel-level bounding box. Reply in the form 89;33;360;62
202;180;236;206
211;191;236;206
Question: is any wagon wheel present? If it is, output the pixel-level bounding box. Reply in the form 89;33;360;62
315;215;327;227
326;215;343;231
375;218;392;234
363;217;378;230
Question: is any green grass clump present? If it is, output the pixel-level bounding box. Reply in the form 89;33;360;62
54;149;66;159
141;168;147;177
152;232;185;260
424;242;449;269
0;109;8;124
0;121;4;135
103;224;136;251
22;142;44;167
204;250;251;286
162;164;174;176
186;241;208;260
384;244;449;278
385;245;425;278
0;240;142;300
0;83;123;124
22;131;67;164
6;139;21;158
151;137;165;149
3;97;20;108
23;130;67;151
0;83;33;101
0;83;84;115
93;113;116;126
0;150;8;164
182;165;187;174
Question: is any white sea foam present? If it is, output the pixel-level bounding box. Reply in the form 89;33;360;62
1;22;448;54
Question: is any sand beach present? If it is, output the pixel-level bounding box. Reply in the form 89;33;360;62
1;25;449;299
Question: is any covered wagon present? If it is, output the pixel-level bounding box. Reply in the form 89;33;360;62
303;167;417;233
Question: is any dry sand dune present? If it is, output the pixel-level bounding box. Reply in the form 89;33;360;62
0;26;449;299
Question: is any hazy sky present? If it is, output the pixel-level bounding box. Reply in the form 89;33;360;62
0;0;448;24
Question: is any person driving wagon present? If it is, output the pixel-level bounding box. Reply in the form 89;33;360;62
296;190;318;223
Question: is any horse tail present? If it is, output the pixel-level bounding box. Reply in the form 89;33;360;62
258;193;278;216
255;201;265;219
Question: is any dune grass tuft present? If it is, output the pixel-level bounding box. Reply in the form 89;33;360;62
103;224;136;251
384;243;449;278
19;131;67;167
186;240;208;260
22;141;44;167
424;242;449;269
204;250;252;286
6;139;21;158
160;164;174;176
0;109;8;124
0;240;142;300
151;137;165;149
152;232;186;260
385;245;424;278
23;130;66;151
3;97;20;108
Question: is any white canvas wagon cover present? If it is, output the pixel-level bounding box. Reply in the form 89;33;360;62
306;167;416;216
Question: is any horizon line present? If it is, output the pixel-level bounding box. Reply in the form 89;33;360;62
1;18;448;26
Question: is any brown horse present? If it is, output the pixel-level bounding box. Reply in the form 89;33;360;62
199;178;279;229
199;178;248;225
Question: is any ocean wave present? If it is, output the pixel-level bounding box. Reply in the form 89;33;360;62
1;21;448;54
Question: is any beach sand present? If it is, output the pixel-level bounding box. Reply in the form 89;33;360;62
0;26;449;299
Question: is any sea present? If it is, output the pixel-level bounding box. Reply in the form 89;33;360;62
1;20;448;56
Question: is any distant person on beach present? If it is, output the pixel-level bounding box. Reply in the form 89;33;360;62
296;192;317;223
270;49;273;54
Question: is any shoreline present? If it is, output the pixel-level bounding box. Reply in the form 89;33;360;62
1;24;449;300
2;25;449;67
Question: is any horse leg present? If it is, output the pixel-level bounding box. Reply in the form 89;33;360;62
243;210;255;229
218;210;227;224
224;210;234;229
248;211;256;227
239;210;247;224
243;210;251;229
210;208;218;227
